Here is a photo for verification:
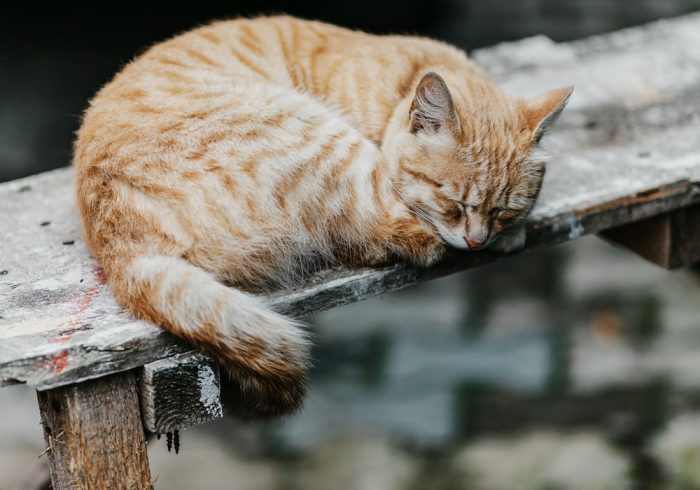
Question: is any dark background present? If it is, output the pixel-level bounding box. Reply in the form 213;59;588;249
2;0;700;183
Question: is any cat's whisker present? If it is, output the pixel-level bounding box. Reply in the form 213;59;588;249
393;185;437;227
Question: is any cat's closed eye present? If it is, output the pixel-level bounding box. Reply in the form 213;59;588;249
495;208;522;223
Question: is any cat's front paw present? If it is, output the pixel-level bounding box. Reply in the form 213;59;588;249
410;234;446;266
387;216;445;266
489;223;527;254
339;246;391;268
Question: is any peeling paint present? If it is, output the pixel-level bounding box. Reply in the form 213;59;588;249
197;365;222;417
50;350;69;374
52;268;105;344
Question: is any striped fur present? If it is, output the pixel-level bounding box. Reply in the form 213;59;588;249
73;16;572;417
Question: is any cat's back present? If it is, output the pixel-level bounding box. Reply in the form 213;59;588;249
80;16;355;108
75;14;460;127
72;16;390;272
73;15;467;171
73;17;346;171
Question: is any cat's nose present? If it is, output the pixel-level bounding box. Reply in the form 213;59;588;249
464;237;485;250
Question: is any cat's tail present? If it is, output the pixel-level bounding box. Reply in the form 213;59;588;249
107;254;311;418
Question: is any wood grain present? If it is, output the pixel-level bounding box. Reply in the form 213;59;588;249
2;13;700;390
137;352;223;433
36;371;152;490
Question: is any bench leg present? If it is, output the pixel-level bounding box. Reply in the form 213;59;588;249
36;371;152;490
601;205;700;269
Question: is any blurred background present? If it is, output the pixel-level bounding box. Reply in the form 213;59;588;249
3;1;700;489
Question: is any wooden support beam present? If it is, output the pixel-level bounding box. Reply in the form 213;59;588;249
36;371;152;490
137;352;223;433
602;205;700;269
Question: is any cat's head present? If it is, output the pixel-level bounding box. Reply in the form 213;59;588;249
384;72;572;251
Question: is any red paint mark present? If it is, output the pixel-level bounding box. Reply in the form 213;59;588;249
50;350;69;374
95;267;107;285
51;266;105;344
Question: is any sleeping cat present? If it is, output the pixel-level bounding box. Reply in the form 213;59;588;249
73;16;572;417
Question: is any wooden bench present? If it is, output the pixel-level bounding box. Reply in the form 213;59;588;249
2;13;700;489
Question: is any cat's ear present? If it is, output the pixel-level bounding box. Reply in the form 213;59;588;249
521;86;574;144
409;72;460;135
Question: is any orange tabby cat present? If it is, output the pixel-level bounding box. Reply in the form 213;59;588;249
73;16;572;417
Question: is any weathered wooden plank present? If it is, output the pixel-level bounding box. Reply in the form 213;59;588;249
474;12;700;111
137;352;222;433
2;13;700;390
36;371;152;489
602;205;700;269
3;172;698;391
